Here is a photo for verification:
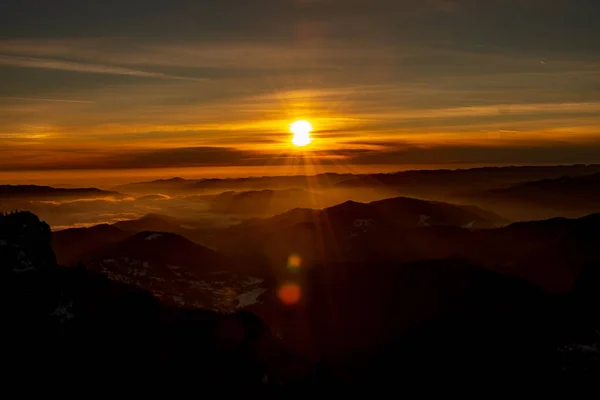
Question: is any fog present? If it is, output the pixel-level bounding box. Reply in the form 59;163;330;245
3;164;600;231
0;186;403;231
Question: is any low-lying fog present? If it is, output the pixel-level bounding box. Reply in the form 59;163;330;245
0;186;403;231
3;164;600;230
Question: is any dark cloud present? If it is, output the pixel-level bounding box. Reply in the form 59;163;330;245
1;1;597;54
2;140;600;171
97;146;261;169
0;146;257;171
338;140;600;166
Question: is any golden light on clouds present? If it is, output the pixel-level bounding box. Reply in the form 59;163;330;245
290;120;313;147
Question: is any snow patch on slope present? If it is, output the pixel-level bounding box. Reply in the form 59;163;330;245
236;288;267;308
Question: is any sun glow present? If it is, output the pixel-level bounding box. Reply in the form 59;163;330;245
290;120;313;147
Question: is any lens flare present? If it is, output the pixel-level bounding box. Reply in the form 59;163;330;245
287;254;302;272
278;282;302;305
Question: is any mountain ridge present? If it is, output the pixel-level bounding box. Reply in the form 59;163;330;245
0;184;123;199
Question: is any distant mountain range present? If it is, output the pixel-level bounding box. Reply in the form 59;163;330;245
112;165;600;196
0;184;123;199
209;188;327;216
207;196;506;271
464;172;600;220
113;173;355;194
51;193;600;297
338;164;600;192
207;200;599;293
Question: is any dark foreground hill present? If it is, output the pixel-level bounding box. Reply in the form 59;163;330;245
1;211;303;392
52;214;202;266
52;223;132;265
7;211;600;390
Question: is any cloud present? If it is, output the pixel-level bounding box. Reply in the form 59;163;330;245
330;140;600;166
0;97;95;104
2;138;600;171
366;102;600;121
0;55;207;81
117;147;257;168
0;146;261;171
1;1;600;172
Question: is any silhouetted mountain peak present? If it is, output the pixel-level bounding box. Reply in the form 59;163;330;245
161;177;186;182
0;211;55;274
52;223;131;266
331;199;363;208
92;229;224;270
139;177;189;184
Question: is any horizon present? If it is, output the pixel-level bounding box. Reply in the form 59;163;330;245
1;162;597;188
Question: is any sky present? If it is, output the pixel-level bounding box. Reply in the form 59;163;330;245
1;0;600;179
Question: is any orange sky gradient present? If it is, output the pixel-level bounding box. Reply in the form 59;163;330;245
1;1;600;180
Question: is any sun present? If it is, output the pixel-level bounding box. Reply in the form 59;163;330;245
290;120;313;147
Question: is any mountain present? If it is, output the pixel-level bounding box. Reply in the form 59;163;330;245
337;164;600;199
113;173;356;194
195;173;355;191
195;166;600;194
111;165;600;199
52;213;217;255
208;196;599;294
6;211;600;386
113;177;196;194
91;230;224;268
52;223;132;266
211;196;505;255
464;172;600;220
260;258;545;358
113;213;184;233
51;214;269;311
81;231;271;311
0;184;123;199
463;213;600;292
253;196;505;230
1;211;297;391
210;188;327;216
